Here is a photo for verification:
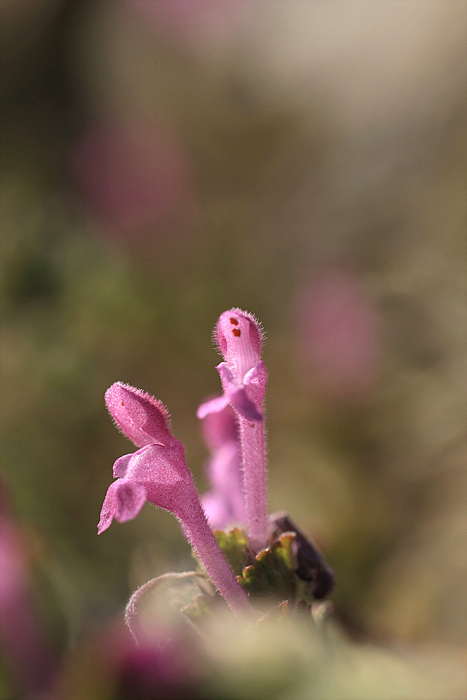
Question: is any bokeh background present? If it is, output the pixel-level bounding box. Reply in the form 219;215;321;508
1;1;466;697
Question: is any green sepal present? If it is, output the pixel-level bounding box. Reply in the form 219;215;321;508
213;527;250;576
237;533;298;604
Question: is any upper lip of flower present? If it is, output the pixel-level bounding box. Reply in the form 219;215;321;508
104;381;173;448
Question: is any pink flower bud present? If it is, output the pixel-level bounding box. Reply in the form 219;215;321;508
202;310;270;553
215;309;264;383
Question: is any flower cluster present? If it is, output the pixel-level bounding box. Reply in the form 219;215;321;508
99;308;333;618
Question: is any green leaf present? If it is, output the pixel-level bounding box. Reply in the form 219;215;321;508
182;593;215;623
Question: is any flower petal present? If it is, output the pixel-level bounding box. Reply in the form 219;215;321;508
98;479;148;533
203;442;245;528
243;360;267;390
216;361;233;387
226;384;263;422
113;480;147;523
242;360;268;410
124;442;194;519
97;481;118;534
196;394;229;420
105;382;172;448
202;491;233;530
113;453;133;478
199;399;237;450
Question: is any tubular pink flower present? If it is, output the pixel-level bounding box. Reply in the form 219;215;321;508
199;402;245;529
99;383;251;617
197;309;269;552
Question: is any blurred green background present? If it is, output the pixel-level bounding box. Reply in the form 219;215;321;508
1;0;466;695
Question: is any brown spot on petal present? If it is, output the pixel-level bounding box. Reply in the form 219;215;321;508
229;317;239;325
121;401;125;406
232;328;241;337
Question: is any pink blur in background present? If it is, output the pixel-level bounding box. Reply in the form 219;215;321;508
294;268;382;403
71;119;194;239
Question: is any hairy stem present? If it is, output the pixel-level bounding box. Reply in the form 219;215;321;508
184;500;254;617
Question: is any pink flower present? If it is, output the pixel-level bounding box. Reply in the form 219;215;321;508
197;310;269;553
200;402;245;529
99;383;251;616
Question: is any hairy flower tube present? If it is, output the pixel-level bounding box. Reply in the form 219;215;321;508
98;382;251;617
197;309;268;552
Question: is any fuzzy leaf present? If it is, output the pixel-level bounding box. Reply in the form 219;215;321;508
181;594;215;624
